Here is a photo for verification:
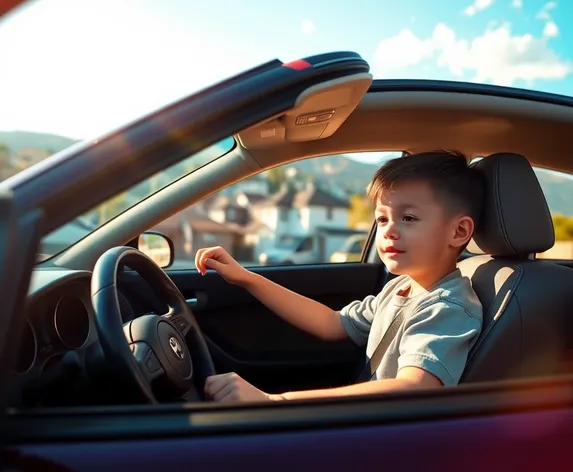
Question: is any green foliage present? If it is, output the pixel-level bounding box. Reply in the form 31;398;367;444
266;167;287;193
93;193;130;225
348;194;373;229
552;213;573;241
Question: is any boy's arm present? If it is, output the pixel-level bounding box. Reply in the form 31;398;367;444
195;246;348;341
276;367;441;400
204;367;441;403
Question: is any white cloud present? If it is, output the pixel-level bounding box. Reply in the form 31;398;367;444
535;2;558;39
465;5;477;15
464;0;494;16
543;21;558;37
372;29;434;71
536;1;556;20
512;0;523;8
372;23;572;86
300;18;315;35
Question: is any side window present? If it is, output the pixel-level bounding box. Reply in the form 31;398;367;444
536;167;573;260
150;151;401;269
467;166;573;260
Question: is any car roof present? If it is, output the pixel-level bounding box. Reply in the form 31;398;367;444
240;80;573;175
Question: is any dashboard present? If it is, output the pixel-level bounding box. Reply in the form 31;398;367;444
9;269;140;408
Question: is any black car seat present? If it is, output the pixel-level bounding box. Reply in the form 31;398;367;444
459;152;573;383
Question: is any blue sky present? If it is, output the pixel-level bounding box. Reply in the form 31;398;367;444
0;0;571;140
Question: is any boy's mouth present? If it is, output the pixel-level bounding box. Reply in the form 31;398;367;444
383;246;405;254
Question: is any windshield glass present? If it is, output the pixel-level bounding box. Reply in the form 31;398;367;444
37;137;234;261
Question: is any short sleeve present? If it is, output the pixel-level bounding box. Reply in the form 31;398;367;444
397;298;482;386
339;295;379;346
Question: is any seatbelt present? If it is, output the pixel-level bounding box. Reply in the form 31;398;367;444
356;310;405;382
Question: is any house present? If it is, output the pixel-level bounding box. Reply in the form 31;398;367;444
152;206;240;261
253;182;349;235
208;196;251;226
251;182;350;260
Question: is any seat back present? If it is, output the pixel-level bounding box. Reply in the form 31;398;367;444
459;153;573;383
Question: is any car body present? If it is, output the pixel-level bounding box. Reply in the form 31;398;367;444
330;234;368;263
1;47;573;471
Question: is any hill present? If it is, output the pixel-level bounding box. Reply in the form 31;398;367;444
0;130;78;153
1;130;572;216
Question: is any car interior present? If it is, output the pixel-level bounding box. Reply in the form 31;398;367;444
8;67;573;410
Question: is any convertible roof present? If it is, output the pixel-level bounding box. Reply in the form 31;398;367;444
242;80;573;174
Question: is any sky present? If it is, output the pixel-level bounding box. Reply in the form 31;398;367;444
0;0;571;142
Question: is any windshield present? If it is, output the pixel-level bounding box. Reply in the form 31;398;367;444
37;137;234;261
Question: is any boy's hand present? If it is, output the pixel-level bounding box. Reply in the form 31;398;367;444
195;246;250;286
204;373;280;402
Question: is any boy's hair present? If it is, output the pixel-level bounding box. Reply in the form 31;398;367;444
367;150;485;229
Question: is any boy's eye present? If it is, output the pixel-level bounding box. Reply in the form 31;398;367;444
376;216;387;224
403;215;417;222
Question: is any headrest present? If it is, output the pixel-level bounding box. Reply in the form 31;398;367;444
472;153;554;257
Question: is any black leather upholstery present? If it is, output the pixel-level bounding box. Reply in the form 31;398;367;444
460;153;573;383
472;153;554;256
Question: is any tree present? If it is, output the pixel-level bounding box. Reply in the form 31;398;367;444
552;213;573;241
348;194;374;229
0;142;10;164
266;167;288;193
92;192;131;225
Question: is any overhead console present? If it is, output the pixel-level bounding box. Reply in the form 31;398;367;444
237;53;372;149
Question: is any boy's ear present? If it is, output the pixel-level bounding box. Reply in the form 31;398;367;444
451;216;475;249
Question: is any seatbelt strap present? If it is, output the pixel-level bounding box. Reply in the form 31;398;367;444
356;309;405;382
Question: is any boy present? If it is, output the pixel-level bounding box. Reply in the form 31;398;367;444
195;150;485;402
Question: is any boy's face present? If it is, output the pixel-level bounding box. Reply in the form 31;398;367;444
374;180;473;286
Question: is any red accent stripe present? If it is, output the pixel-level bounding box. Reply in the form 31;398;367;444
282;59;312;70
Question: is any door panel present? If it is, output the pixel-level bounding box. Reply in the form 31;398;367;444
7;388;573;472
119;262;388;393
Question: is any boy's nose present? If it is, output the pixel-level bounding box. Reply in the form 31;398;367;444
381;222;399;240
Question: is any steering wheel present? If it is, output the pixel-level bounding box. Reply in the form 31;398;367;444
91;246;216;403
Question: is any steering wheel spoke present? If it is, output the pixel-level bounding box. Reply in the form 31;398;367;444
130;341;165;384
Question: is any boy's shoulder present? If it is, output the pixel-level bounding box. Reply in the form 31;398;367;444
378;270;482;320
428;270;482;321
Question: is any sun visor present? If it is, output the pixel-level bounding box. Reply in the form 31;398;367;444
237;72;372;149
